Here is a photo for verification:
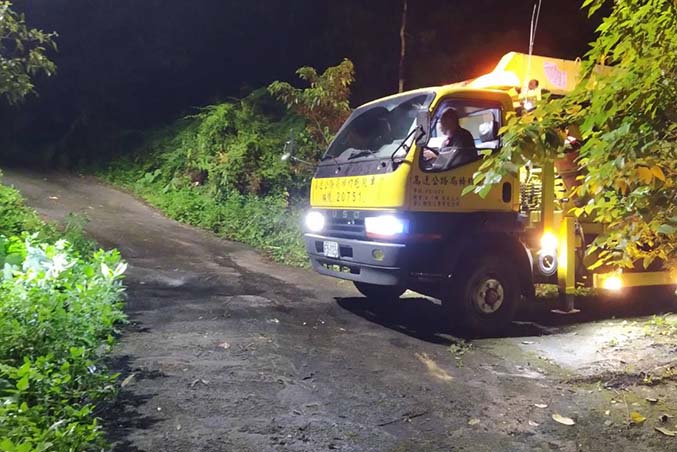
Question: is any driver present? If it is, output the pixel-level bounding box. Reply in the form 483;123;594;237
423;108;476;167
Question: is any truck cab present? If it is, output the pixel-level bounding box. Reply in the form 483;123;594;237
301;52;676;335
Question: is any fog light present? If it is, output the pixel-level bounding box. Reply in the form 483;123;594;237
372;249;385;261
603;276;623;291
540;232;558;252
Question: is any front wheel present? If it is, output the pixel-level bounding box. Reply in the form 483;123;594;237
442;255;520;336
353;282;406;301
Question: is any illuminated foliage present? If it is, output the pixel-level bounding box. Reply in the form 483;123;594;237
0;1;56;104
470;0;677;269
268;59;354;146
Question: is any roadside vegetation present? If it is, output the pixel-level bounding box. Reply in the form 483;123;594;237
1;4;130;450
99;60;354;267
471;0;676;270
0;173;127;451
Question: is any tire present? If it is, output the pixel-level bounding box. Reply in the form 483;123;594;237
442;255;520;336
353;282;406;301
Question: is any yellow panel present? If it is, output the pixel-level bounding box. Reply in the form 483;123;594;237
407;159;518;213
429;88;514;112
593;271;676;289
578;221;605;235
466;52;611;97
310;162;412;209
557;217;576;294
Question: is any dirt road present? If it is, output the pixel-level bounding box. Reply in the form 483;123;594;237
4;170;676;452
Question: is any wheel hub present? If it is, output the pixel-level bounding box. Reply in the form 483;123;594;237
473;278;505;314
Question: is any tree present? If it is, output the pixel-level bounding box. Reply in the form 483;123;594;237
0;1;56;105
398;0;408;93
267;59;354;147
468;0;676;270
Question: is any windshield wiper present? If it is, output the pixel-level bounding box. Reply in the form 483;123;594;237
347;149;378;160
320;154;340;165
390;126;423;162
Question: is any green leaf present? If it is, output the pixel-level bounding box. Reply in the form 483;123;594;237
657;224;676;235
16;375;29;391
478;184;492;199
461;185;476;196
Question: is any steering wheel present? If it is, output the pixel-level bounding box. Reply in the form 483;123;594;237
430;146;460;171
423;146;440;157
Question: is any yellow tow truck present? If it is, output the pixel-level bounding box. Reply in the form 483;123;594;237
291;52;676;335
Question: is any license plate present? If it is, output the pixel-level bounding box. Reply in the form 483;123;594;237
323;241;340;258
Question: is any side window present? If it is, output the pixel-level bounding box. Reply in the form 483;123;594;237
421;99;502;172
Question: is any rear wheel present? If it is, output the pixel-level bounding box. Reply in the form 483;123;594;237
353;282;406;301
443;255;520;336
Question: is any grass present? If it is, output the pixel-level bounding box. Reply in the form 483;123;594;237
644;314;677;337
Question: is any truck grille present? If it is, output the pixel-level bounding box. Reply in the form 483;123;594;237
324;217;366;240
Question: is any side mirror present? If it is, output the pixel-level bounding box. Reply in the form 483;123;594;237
478;120;499;143
281;136;297;162
415;107;431;147
280;135;315;167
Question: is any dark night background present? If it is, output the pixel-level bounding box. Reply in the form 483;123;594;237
2;0;602;158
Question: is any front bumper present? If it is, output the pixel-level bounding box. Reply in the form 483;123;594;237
304;233;407;286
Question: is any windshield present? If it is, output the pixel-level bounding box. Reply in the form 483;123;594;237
323;91;434;163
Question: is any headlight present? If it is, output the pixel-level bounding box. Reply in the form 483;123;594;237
305;211;325;233
365;215;408;237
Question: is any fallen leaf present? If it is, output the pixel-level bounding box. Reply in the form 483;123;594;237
552;413;575;426
528;420;539;427
659;414;673;423
655;427;676;437
534;403;548;409
651;165;666;182
121;373;136;388
189;378;209;388
604;420;613;427
637;166;654;184
645;397;658;404
468;418;481;426
630;412;646;425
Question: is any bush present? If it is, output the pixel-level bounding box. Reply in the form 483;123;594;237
96;60;355;267
0;176;52;238
0;236;126;451
99;89;312;267
103;168;308;266
128;89;310;198
0;175;127;451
